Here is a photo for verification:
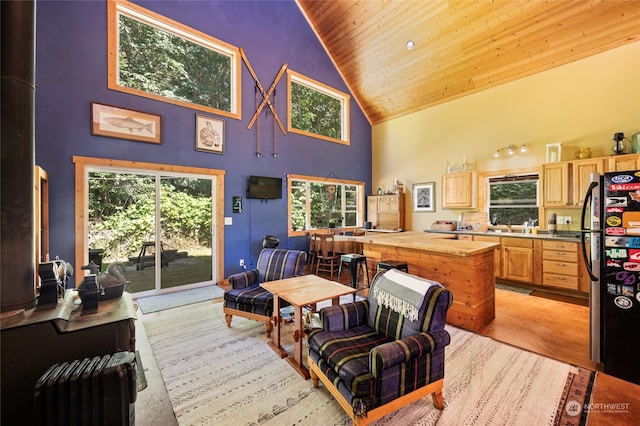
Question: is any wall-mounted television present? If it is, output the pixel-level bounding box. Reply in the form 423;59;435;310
247;175;283;199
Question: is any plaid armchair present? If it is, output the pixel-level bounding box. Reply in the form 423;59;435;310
307;269;453;425
223;248;306;337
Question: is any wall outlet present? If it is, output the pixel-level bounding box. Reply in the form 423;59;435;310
565;216;572;224
239;259;245;268
557;216;566;225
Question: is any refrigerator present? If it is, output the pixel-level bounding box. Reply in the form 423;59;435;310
581;171;640;385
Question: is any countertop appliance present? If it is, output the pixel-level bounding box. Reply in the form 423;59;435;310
581;171;640;385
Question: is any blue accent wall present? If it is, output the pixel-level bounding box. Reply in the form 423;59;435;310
35;0;371;278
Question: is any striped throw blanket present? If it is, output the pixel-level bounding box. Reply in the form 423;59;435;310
373;269;437;321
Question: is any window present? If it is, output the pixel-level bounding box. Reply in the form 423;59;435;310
488;174;539;226
288;174;364;236
287;70;350;144
108;0;241;119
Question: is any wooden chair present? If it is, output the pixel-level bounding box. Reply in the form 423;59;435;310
313;233;340;280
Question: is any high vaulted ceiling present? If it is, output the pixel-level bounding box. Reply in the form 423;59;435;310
296;0;640;124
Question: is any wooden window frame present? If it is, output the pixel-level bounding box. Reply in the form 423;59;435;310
287;173;364;237
287;70;350;145
73;156;226;286
108;0;241;119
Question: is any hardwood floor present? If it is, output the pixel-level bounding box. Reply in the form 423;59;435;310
314;267;640;425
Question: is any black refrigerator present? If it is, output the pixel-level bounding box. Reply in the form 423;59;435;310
581;171;640;385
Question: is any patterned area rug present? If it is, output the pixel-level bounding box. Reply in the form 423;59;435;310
143;302;588;425
136;285;224;314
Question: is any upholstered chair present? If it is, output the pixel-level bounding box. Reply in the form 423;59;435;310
223;248;306;337
307;269;453;425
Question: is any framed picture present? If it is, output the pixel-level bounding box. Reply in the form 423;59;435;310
546;143;562;163
91;103;161;144
196;115;224;154
413;182;435;212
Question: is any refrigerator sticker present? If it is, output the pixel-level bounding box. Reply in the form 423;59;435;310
631;191;640;203
623;262;640;271
629;249;640;261
605;227;625;235
607;283;619;294
606;207;624;213
610;183;640;191
614;270;637;285
607;259;622;267
622;286;635;297
606;248;627;258
606;197;628;207
606;237;640;248
614;296;633;309
636;293;640;303
610;175;635;184
606;216;622;227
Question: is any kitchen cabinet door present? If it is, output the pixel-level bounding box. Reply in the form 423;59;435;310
442;171;477;208
572;158;605;207
542;162;571;207
503;246;534;282
608;154;640;172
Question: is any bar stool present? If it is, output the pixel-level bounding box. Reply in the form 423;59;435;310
376;260;409;273
338;254;370;301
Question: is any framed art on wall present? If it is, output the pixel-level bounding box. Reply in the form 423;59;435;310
91;103;161;144
196;115;224;154
413;182;435;212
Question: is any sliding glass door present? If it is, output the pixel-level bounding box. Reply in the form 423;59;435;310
87;169;216;295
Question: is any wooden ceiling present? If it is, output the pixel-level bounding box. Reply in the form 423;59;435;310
296;0;640;124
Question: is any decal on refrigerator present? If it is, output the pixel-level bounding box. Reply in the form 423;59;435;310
606;197;628;207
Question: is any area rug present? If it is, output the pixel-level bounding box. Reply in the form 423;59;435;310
143;301;591;425
136;285;224;314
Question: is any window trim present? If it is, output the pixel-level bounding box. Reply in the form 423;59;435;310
108;0;242;119
480;167;543;226
287;70;350;145
287;173;364;237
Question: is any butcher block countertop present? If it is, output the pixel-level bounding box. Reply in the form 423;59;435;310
353;231;499;256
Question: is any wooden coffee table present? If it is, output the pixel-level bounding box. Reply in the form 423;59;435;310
261;274;357;379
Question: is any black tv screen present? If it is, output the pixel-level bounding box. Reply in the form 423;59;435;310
247;175;282;199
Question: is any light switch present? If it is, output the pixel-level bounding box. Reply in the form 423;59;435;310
224;217;232;225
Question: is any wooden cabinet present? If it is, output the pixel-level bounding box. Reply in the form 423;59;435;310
572;158;605;207
501;237;534;282
542;162;571;207
608;153;640;172
442;171;477;208
367;194;405;230
473;235;502;278
542;240;581;291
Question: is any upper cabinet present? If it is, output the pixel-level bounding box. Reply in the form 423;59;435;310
442;171;477;209
542;162;571;207
367;193;405;230
608;153;640;172
572;158;606;207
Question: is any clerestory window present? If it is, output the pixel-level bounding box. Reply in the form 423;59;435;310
287;70;350;145
108;0;241;119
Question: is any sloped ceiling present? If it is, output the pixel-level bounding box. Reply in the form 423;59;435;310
297;0;640;124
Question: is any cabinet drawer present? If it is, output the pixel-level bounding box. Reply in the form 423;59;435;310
501;237;533;248
543;273;579;290
543;260;579;276
457;235;473;241
542;250;578;262
542;240;578;251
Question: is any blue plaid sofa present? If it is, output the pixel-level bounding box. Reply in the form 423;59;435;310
307;269;453;424
223;248;306;337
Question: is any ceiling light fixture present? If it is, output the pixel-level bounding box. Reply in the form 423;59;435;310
494;144;528;158
406;40;415;50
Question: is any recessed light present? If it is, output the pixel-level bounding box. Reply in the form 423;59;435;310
406;40;415;50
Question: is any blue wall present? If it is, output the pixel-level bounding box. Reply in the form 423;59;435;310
35;0;371;277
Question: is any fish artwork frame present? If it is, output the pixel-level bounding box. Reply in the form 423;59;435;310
91;102;161;144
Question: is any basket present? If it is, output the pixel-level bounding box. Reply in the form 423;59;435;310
431;221;457;231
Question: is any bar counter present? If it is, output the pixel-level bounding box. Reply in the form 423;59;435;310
353;231;499;332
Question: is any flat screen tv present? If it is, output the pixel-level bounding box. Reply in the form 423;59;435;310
247;175;282;199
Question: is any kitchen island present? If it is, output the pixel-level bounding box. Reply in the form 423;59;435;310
354;231;499;332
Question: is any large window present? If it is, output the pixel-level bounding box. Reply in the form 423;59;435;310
288;174;364;236
108;0;241;119
287;70;350;145
488;174;539;226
